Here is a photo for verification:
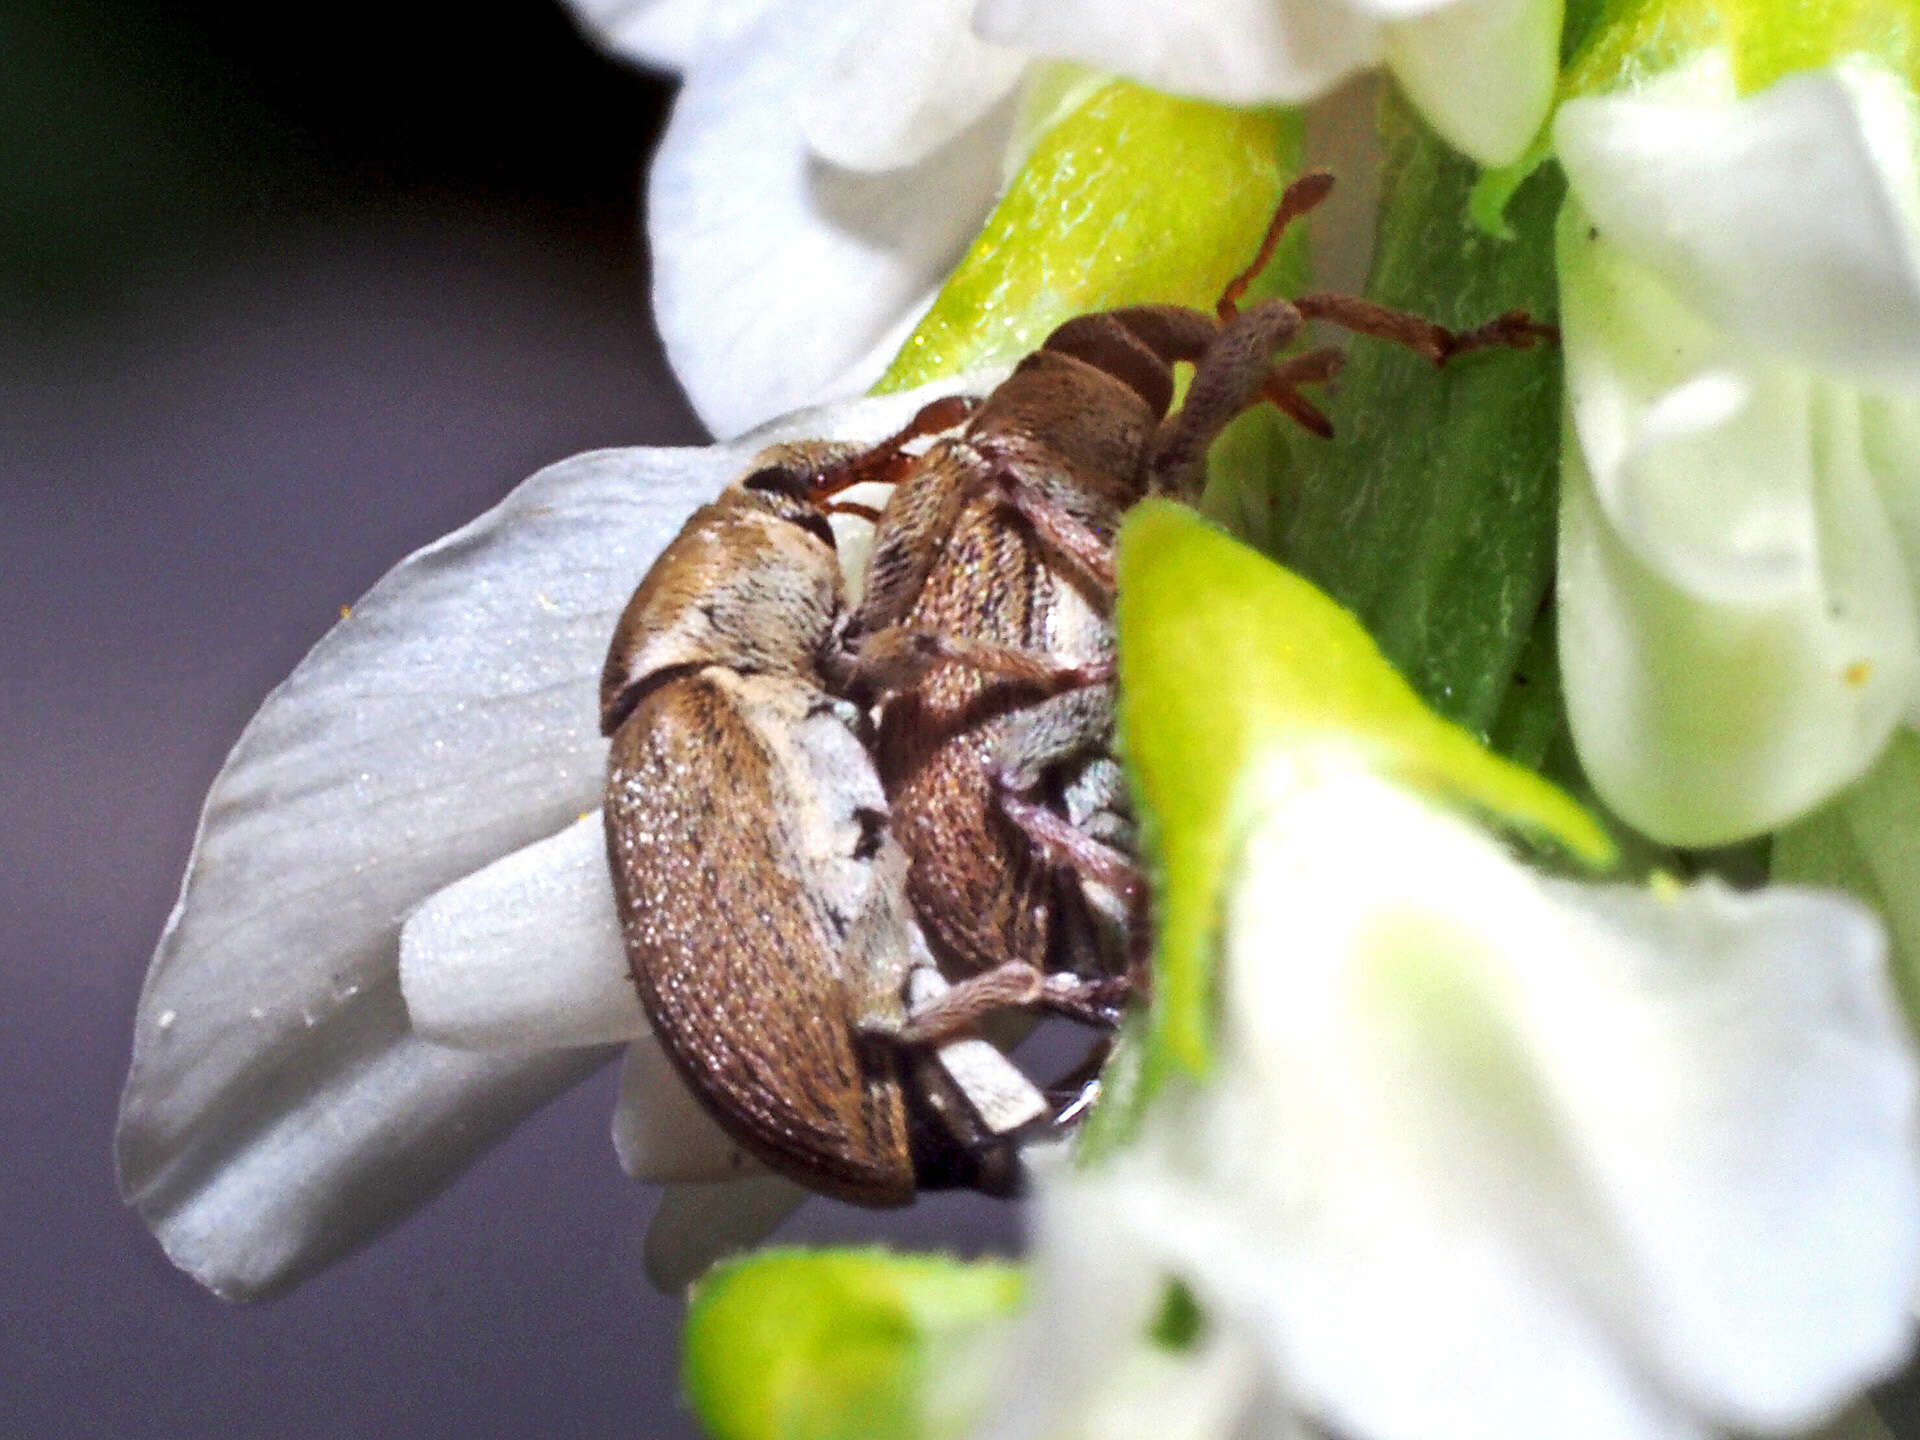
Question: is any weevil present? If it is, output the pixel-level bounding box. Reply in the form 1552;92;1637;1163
819;170;1551;1038
599;443;1061;1204
602;171;1550;1201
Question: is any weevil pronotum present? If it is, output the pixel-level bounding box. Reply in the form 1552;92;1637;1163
604;171;1550;1204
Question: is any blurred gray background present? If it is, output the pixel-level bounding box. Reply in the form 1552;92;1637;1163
2;3;1015;1435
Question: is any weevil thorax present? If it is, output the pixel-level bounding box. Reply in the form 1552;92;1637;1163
599;443;861;735
969;347;1163;515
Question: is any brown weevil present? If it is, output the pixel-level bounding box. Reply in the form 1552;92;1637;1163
602;171;1551;1205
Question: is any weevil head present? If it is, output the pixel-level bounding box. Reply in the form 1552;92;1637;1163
599;445;860;735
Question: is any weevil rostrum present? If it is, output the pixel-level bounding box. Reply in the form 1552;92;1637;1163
602;171;1552;1204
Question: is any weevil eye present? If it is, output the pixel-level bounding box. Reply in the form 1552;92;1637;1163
743;465;809;499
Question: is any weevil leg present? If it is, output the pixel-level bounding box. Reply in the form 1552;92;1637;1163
996;782;1144;906
1292;293;1556;366
989;685;1117;795
842;440;977;640
895;960;1132;1045
1000;758;1154;1002
979;468;1119;595
1439;309;1560;357
1216;168;1336;320
1148;296;1307;496
1258;345;1345;439
836;625;1113;701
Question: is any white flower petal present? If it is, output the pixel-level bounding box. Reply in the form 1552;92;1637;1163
1118;1148;1701;1440
801;0;1029;173
650;8;1015;437
1556;203;1920;843
973;0;1384;107
116;382;978;1299
1555;62;1920;391
1559;421;1918;844
400;812;644;1051
1557;208;1818;607
980;1153;1278;1440
559;0;776;71
643;1175;808;1293
611;1035;763;1183
1383;0;1560;166
974;0;1556;162
1538;879;1920;1428
114;444;749;1299
1103;765;1920;1440
1863;396;1920;727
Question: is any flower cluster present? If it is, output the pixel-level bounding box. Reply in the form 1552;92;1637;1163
566;0;1562;436
119;1;1920;1438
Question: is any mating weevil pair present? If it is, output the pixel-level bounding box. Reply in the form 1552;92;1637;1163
599;171;1551;1206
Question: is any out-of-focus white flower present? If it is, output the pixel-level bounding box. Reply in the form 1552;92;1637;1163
114;381;975;1300
1553;56;1920;846
974;0;1561;168
565;0;1559;439
984;758;1920;1440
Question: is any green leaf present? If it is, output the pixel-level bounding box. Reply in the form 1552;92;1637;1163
684;1248;1023;1440
1274;87;1567;743
1116;502;1612;1090
876;81;1306;393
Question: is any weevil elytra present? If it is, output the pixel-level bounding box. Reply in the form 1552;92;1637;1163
603;172;1550;1205
600;445;1054;1204
823;170;1552;1039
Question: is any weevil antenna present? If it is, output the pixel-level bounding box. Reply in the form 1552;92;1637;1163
1217;169;1336;322
807;394;980;501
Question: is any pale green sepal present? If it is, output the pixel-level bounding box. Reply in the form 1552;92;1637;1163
683;1247;1023;1440
1562;0;1920;101
1117;501;1613;1086
875;82;1306;394
1775;727;1920;1032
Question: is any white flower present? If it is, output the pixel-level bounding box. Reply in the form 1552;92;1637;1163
1553;57;1920;846
568;0;1026;438
974;0;1562;168
985;759;1920;1440
565;0;1560;439
114;381;974;1300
